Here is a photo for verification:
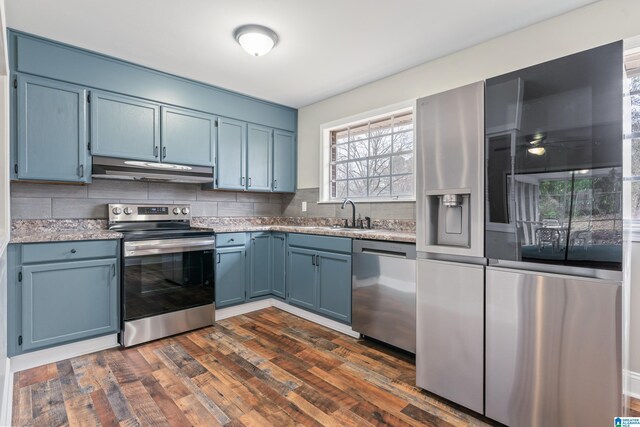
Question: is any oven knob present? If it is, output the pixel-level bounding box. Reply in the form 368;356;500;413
123;207;133;215
173;207;181;215
112;207;122;215
182;207;190;215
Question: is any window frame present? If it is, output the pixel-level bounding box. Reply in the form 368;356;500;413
319;100;416;203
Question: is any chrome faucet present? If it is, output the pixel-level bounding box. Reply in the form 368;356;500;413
341;198;356;228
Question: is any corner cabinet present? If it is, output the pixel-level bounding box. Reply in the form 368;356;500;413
7;240;120;356
16;75;89;182
287;234;352;324
247;232;272;298
271;233;287;299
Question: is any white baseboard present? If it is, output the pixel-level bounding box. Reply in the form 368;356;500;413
215;299;273;320
216;298;360;339
9;334;118;374
627;370;640;399
270;299;360;338
0;358;11;427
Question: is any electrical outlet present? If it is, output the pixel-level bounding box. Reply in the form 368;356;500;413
301;201;307;212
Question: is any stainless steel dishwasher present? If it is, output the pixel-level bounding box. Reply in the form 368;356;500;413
352;240;416;353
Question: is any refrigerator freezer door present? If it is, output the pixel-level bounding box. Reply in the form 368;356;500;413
416;258;484;413
486;267;622;427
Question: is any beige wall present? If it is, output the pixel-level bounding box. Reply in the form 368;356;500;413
297;0;640;189
295;0;640;381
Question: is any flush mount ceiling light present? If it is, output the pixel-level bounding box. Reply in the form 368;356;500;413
527;147;546;156
234;24;278;57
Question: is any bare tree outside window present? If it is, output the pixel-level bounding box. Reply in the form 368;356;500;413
330;111;414;200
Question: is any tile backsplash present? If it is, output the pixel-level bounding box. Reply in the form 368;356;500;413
10;182;416;221
10;180;283;219
282;188;416;220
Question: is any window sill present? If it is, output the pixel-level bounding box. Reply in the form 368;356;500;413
318;198;416;204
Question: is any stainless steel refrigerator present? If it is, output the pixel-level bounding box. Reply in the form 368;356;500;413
415;81;486;414
484;42;623;426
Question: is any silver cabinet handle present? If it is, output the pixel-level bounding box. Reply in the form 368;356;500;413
78;164;84;178
248;177;252;187
274;179;278;189
241;177;245;186
111;263;116;277
154;146;159;157
162;147;167;159
311;255;315;266
315;255;320;266
217;253;221;264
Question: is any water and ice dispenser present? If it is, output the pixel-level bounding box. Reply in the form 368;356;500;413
424;191;471;249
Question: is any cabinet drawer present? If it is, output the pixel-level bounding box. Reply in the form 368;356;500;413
22;240;118;264
288;233;351;254
216;233;246;248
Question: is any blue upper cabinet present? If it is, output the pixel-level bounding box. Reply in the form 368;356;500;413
11;31;296;132
216;118;246;190
161;106;216;167
273;130;296;192
16;74;89;182
9;30;297;187
246;124;272;192
90;91;160;161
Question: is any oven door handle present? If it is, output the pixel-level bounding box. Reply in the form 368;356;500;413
124;237;216;257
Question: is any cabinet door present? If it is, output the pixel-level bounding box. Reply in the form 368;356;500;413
161;106;215;166
17;75;89;182
272;129;296;192
246;124;272;192
316;251;352;323
248;232;271;298
271;233;287;299
287;247;317;310
21;258;119;352
90;91;160;161
216;118;246;190
215;246;246;308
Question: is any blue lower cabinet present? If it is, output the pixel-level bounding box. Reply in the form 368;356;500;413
287;247;317;310
271;233;287;299
287;234;352;324
248;232;272;298
215;245;246;308
21;258;119;351
316;251;352;323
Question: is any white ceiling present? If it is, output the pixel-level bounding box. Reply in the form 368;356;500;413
6;0;597;108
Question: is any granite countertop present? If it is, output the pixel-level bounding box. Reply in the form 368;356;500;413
199;225;416;243
10;218;416;244
10;219;123;244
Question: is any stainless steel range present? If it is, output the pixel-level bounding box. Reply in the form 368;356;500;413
109;203;215;347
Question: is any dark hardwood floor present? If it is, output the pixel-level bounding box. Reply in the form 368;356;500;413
12;306;629;426
12;307;491;426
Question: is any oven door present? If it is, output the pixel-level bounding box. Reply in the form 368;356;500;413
123;236;215;321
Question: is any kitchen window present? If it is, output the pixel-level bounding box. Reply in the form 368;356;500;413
321;105;415;202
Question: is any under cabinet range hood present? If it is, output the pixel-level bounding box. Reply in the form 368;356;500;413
92;156;214;184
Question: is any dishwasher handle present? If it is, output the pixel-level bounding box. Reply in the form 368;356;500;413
352;240;416;260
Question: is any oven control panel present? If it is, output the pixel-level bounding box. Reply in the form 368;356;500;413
109;203;191;222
